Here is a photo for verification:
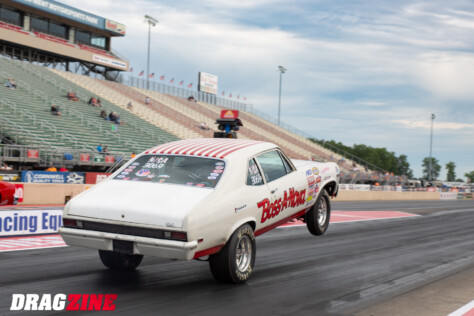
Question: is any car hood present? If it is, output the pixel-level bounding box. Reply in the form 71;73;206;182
67;180;214;228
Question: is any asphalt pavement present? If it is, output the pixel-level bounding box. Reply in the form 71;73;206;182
0;200;473;315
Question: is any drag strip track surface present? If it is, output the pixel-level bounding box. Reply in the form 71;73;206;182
1;200;473;315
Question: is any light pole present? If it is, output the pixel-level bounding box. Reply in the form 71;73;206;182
277;65;286;125
428;113;436;181
144;15;158;90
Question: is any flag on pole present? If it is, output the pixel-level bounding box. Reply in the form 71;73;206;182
169;78;174;84
221;91;225;96
237;95;240;99
160;75;165;80
243;97;247;101
138;70;144;76
179;80;184;86
148;73;154;78
229;93;232;98
187;83;193;88
129;67;133;72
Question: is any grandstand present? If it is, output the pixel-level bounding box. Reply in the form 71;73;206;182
0;0;402;184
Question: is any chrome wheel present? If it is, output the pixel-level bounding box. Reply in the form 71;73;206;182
235;235;252;272
317;197;328;226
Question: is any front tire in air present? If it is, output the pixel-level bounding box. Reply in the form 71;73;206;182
209;224;256;284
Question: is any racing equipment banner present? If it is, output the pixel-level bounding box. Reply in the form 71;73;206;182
0;209;62;237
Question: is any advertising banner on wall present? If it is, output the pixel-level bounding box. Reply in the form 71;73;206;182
0;209;62;237
198;72;218;95
92;55;128;70
21;171;84;184
0;172;21;182
0;210;63;237
12;0;104;29
85;173;111;184
14;184;24;203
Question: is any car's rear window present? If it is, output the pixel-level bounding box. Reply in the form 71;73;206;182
113;155;225;188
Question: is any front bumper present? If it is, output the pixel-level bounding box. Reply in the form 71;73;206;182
59;227;198;260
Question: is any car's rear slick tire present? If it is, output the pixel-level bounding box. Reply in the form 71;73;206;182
209;224;256;284
98;250;143;271
306;190;331;236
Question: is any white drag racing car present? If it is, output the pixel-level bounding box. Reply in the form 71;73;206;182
59;138;339;283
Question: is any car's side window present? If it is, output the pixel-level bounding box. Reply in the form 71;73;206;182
247;158;264;186
279;151;294;174
255;150;289;183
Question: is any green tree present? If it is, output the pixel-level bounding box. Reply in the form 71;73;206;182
445;161;456;181
465;171;474;183
422;157;441;180
308;139;413;176
397;154;413;178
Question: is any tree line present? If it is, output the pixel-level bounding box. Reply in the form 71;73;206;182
310;138;474;182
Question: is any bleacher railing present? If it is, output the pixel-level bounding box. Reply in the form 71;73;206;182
123;74;389;174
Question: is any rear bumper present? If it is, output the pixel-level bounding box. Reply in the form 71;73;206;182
59;227;198;260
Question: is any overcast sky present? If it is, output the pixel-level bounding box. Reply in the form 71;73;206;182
61;0;474;180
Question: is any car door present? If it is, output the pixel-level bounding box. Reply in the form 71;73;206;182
254;150;307;226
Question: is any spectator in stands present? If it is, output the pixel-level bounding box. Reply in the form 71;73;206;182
10;78;17;89
45;164;57;172
4;78;14;89
200;122;210;130
115;114;122;125
97;99;102;107
127;101;133;109
131;152;136;158
145;96;150;105
109;112;116;122
67;92;79;101
103;146;109;153
88;97;95;105
59;165;68;172
188;96;196;102
100;109;107;119
0;162;12;170
352;161;359;172
338;157;346;164
97;143;103;153
51;104;62;116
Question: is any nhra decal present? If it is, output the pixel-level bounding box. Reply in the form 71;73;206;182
258;187;306;223
312;167;319;175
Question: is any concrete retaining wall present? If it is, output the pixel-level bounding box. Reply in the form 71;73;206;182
334;190;440;201
16;183;440;205
21;183;88;205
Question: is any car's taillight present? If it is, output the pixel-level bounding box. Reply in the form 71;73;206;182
63;219;83;228
163;231;187;241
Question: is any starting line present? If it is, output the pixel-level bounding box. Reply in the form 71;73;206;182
0;211;417;253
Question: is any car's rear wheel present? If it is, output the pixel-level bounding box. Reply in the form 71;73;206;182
98;250;143;271
306;190;331;236
209;224;256;284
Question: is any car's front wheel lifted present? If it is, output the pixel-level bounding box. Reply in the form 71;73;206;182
306;190;331;236
209;224;256;284
98;250;143;271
